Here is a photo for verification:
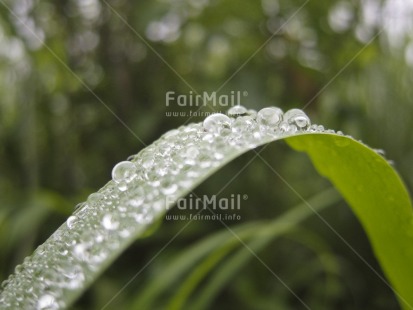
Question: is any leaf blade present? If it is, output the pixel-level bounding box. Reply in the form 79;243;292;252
286;134;413;309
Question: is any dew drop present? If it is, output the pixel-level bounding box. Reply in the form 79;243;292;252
102;214;120;230
73;241;106;264
1;279;9;289
203;113;232;134
14;264;24;275
184;146;199;159
112;161;137;183
160;177;178;195
287;124;298;133
220;127;232;138
284;109;310;128
202;133;215;143
141;156;154;170
60;264;85;290
228;105;247;117
128;187;145;208
232;116;258;134
66;216;77;229
37;294;57;310
117;180;128;192
257;107;283;127
374;149;386;157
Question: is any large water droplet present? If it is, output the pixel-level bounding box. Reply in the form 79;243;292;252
257;107;283;127
284;109;310;128
203;113;232;134
228;105;247;117
112;161;137;183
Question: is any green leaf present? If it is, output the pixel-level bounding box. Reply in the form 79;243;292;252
1;128;412;310
286;134;413;309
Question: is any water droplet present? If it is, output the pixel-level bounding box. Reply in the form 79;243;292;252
127;187;145;208
14;264;24;275
202;133;215;143
184;146;199;159
73;241;107;264
203;113;232;134
228;105;247;117
283;109;310;128
59;264;85;290
232;116;258;134
1;279;9;289
102;214;120;230
160;177;178;195
257;107;283;127
220;127;232;138
37;294;57;310
112;161;137;183
66;216;77;229
286;124;297;133
141;155;154;170
117;180;128;192
374;149;386;157
144;169;161;187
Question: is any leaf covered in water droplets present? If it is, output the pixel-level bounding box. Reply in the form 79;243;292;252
0;106;412;309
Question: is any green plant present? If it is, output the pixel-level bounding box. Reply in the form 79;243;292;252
0;106;411;309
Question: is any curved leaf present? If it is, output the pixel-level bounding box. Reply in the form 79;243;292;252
0;117;411;310
286;134;413;309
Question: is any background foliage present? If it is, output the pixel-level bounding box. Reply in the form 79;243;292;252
1;0;413;309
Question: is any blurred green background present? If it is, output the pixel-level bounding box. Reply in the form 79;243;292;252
1;0;413;309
